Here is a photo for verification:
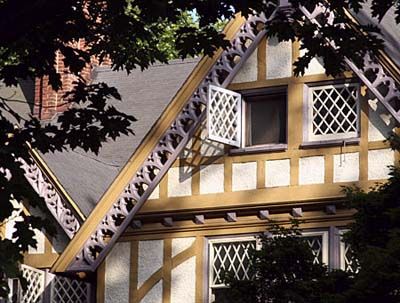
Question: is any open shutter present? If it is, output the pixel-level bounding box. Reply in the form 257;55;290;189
207;85;242;147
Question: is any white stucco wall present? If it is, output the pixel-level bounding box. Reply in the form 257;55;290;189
148;184;160;200
200;164;224;194
368;149;394;180
231;47;258;83
105;242;131;303
300;48;325;75
200;127;225;157
368;98;395;142
265;159;290;187
171;256;196;303
138;240;164;288
333;152;359;183
266;37;292;79
172;237;196;258
168;166;192;197
299;156;325;185
140;280;163;303
232;162;257;191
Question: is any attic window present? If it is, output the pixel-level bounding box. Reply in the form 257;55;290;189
207;85;287;150
244;89;287;147
304;83;360;142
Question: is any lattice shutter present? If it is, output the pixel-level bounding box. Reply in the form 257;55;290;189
50;275;91;303
341;242;358;273
20;265;45;303
207;85;242;147
210;240;256;287
303;236;324;264
308;83;359;141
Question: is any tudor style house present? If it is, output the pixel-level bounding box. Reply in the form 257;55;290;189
2;3;400;303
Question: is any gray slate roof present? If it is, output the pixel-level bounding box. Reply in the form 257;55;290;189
41;59;199;216
353;2;400;68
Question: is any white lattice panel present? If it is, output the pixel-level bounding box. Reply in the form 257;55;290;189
209;238;256;287
304;236;324;264
50;275;90;303
340;241;358;273
308;83;359;141
20;265;45;303
207;85;242;147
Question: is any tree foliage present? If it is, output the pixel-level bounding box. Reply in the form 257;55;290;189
0;0;399;299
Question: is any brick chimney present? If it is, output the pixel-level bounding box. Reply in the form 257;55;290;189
33;41;110;120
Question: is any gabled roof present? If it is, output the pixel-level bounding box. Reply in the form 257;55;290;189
353;2;400;69
41;59;199;217
51;5;400;273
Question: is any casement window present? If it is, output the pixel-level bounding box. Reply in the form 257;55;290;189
304;83;360;143
6;264;92;303
207;85;287;150
207;231;328;303
339;230;357;273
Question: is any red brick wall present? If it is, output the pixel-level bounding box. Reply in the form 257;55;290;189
33;41;110;120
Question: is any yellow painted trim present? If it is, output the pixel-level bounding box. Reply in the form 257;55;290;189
195;236;205;303
163;239;172;303
96;261;106;303
29;148;86;221
129;241;139;303
52;15;246;273
121;211;355;241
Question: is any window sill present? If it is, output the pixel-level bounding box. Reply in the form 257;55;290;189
229;144;287;155
300;138;360;149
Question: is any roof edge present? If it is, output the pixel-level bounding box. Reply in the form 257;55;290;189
30;148;86;221
52;14;246;273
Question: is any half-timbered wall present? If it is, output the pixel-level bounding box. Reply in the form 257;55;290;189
98;37;398;303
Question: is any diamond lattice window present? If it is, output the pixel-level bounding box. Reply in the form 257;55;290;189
20;265;45;303
209;238;256;288
50;275;90;303
303;235;324;264
307;83;359;141
207;85;242;147
340;235;358;273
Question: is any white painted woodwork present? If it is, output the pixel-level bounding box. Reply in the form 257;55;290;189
207;85;242;147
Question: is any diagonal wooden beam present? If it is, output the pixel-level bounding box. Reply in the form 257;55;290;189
300;3;400;124
58;12;273;273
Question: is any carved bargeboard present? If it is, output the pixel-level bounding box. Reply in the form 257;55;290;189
66;4;400;272
67;13;270;272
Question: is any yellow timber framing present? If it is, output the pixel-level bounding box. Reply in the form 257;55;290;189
52;15;247;273
97;212;354;303
53;13;400;273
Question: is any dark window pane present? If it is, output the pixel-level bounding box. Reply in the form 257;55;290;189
245;92;287;146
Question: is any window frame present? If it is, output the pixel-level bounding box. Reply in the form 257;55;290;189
206;230;329;303
303;82;361;144
229;86;288;154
